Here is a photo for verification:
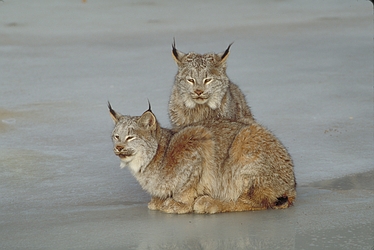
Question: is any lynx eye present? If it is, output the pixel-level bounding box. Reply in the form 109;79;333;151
186;78;195;84
126;136;135;142
113;135;120;141
204;78;212;84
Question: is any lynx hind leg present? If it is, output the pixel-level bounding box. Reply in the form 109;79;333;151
148;197;165;211
271;188;296;209
230;124;296;210
248;185;296;210
193;195;267;214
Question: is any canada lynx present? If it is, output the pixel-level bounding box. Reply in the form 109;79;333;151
169;41;254;128
109;103;296;214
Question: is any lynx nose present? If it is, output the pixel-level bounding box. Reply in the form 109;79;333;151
194;89;204;96
115;145;124;152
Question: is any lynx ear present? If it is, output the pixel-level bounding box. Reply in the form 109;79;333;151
171;38;186;65
139;110;157;131
217;42;233;65
108;102;122;124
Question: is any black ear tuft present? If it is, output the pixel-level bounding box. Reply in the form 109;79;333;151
108;101;120;123
172;37;179;60
221;42;234;60
108;101;116;118
147;99;152;112
171;38;186;65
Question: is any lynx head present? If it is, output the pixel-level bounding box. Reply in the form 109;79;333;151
172;41;232;109
108;102;159;174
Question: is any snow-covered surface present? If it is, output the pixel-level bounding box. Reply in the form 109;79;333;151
0;0;373;249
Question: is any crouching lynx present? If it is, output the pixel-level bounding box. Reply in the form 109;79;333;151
109;103;296;214
169;41;254;128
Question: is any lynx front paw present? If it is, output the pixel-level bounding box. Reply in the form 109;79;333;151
160;198;192;214
148;197;165;211
193;195;220;214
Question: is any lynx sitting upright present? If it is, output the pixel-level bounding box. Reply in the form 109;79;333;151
109;103;296;214
169;41;254;128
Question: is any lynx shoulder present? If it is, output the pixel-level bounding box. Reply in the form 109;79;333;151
169;42;254;128
109;103;296;214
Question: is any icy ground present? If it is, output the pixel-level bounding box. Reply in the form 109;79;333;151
0;0;373;249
